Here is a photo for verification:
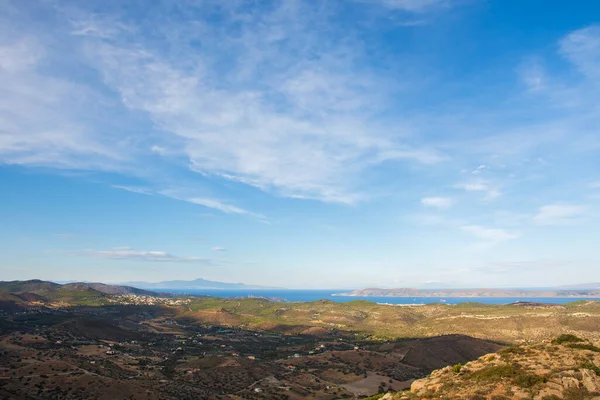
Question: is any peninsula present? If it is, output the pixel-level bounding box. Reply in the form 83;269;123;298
334;287;600;298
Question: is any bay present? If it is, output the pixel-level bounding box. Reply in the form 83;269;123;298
161;289;600;305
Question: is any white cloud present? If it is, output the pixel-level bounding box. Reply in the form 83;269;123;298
0;34;127;171
559;25;600;79
176;197;251;216
534;204;586;226
112;185;265;219
460;225;519;242
87;247;210;263
518;58;547;92
0;37;44;72
471;164;486;175
70;16;132;39
68;2;443;204
421;196;454;209
211;247;226;252
361;0;453;12
455;181;500;200
112;185;153;195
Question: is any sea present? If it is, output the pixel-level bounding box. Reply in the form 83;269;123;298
160;289;600;305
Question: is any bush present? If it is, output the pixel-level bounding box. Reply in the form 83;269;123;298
568;343;600;352
578;360;600;376
363;395;386;400
563;386;591;400
471;364;515;381
513;372;546;388
498;346;528;356
552;334;584;345
452;363;462;373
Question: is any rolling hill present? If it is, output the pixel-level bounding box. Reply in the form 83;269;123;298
0;279;161;299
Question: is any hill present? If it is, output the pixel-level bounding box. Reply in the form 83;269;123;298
0;279;161;300
173;298;600;343
378;334;600;399
60;282;160;296
0;279;60;295
3;288;600;398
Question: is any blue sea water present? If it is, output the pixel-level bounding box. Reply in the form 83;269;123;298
161;289;600;305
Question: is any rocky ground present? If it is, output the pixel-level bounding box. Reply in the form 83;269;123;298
376;334;600;400
0;304;501;399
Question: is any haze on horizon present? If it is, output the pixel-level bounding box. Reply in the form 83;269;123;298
1;0;599;289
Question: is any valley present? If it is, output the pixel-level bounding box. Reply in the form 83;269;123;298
2;281;600;399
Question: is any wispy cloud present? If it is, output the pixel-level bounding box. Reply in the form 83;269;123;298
87;247;211;263
360;0;454;13
0;0;451;205
534;204;586;226
421;196;454;209
0;22;130;171
211;247;226;252
559;25;600;79
518;57;547;92
112;185;265;219
183;198;251;215
68;2;443;204
112;185;153;195
471;165;487;175
460;225;519;242
455;181;501;200
163;193;269;222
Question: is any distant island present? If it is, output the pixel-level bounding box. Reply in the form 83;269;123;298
334;287;600;298
120;277;281;290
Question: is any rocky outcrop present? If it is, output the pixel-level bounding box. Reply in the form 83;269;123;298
386;335;600;399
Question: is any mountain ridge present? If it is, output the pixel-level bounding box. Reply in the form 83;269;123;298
0;280;161;297
120;277;281;290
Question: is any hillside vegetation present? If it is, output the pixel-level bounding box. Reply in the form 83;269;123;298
3;281;600;399
178;298;600;343
0;279;160;300
375;334;600;399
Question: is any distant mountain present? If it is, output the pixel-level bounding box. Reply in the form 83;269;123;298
121;277;280;290
0;280;161;297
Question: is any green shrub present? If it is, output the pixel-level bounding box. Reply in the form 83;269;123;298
552;334;584;345
568;343;600;352
563;386;590;400
452;363;462;373
513;372;546;388
363;394;386;400
498;345;528;355
470;364;515;381
578;360;600;376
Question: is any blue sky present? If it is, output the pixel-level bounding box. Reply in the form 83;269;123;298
1;0;599;289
